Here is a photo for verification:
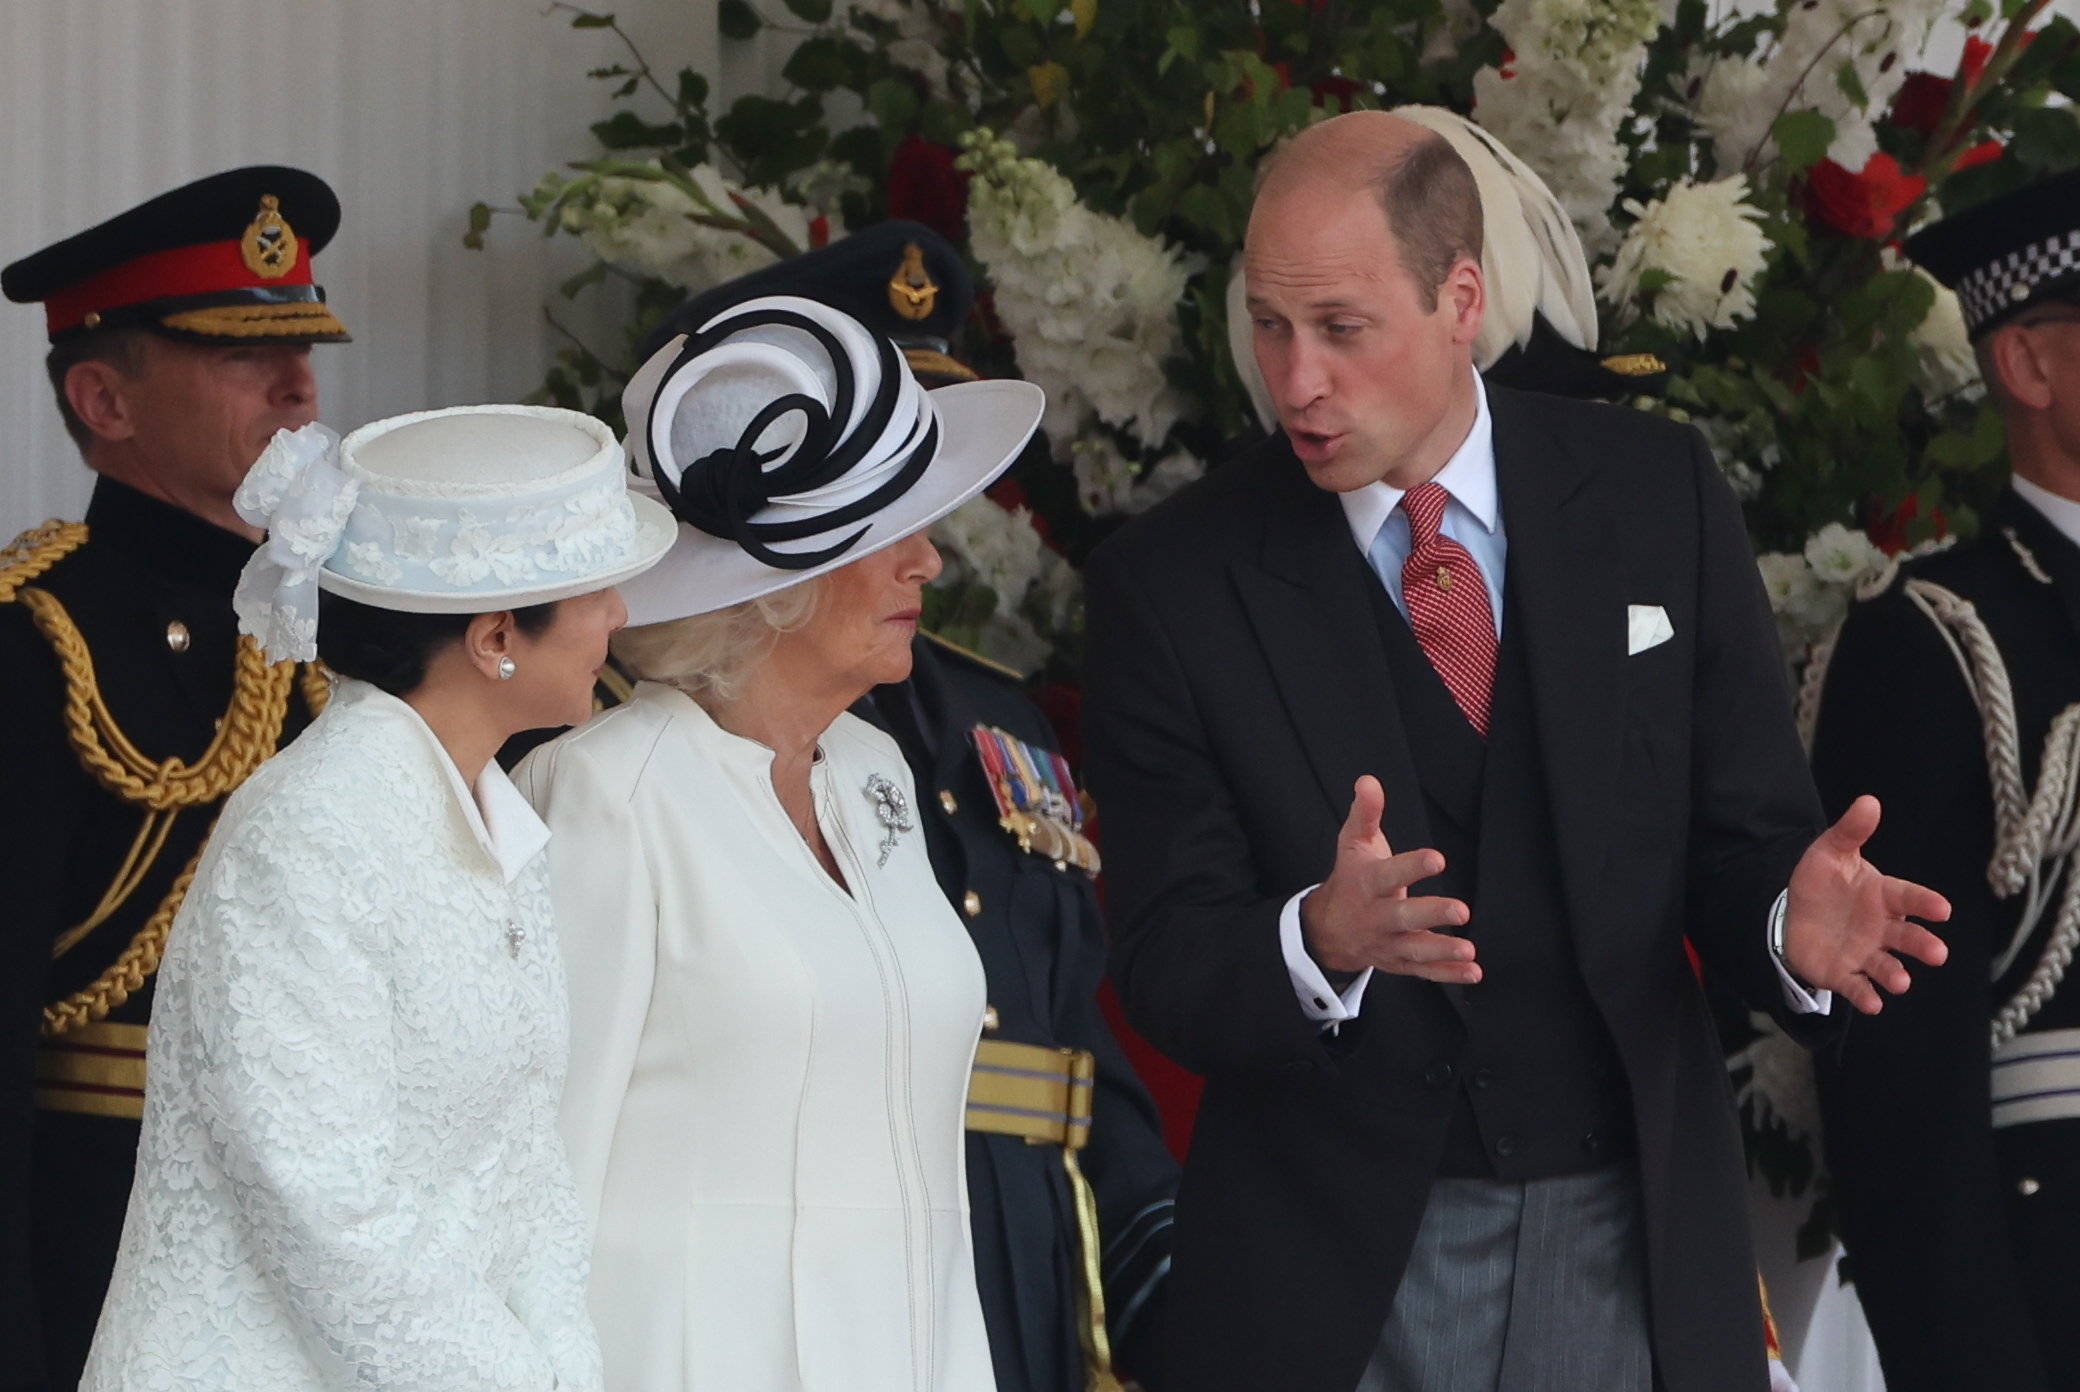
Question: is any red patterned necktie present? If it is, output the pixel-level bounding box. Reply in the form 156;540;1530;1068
1399;481;1497;736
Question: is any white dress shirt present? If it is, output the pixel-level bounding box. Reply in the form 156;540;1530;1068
2013;474;2080;549
1275;372;1829;1024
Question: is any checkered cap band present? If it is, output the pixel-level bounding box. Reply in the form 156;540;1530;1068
1957;228;2080;334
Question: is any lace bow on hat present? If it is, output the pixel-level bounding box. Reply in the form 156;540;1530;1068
232;422;356;662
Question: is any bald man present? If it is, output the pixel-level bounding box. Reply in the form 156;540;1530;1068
1082;112;1948;1392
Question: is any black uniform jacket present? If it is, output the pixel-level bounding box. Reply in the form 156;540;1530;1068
1081;386;1831;1392
1812;486;2080;1392
863;634;1179;1392
1;480;318;1392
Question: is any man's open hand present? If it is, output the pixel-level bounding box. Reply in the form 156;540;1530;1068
1299;776;1480;983
1784;794;1951;1014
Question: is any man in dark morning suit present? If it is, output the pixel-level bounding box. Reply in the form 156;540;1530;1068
1082;110;1951;1392
1811;168;2080;1392
513;222;1182;1392
0;169;348;1392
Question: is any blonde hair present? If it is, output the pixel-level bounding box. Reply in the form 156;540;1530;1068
611;577;825;706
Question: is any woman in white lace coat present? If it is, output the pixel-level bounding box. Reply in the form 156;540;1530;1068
516;298;1042;1390
80;407;673;1392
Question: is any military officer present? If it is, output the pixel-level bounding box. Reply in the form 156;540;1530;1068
1810;167;2080;1392
624;223;1183;1391
1;167;349;1392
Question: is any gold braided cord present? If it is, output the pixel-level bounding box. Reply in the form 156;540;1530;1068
0;519;88;600
299;661;334;717
16;585;292;810
51;810;177;960
43;834;208;1038
1061;1147;1125;1392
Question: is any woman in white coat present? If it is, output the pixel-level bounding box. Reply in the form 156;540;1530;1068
516;296;1043;1391
81;406;674;1392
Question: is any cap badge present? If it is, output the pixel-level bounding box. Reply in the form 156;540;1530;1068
969;725;1102;877
240;195;299;280
888;241;938;322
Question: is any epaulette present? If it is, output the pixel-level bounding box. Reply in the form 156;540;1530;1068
923;627;1028;684
0;518;88;602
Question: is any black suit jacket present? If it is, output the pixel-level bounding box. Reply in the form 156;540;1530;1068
1812;487;2080;1392
1082;385;1827;1392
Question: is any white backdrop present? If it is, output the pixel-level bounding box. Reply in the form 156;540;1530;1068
0;0;742;537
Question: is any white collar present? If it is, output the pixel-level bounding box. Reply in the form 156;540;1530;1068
2012;475;2080;552
336;679;551;883
1336;369;1499;555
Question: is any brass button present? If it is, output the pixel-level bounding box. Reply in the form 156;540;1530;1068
982;1004;1000;1032
84;310;102;329
2020;1176;2042;1196
938;789;958;815
962;889;983;918
165;620;191;653
1053;858;1069;873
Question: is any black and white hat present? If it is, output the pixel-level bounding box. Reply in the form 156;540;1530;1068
616;294;1043;625
1906;167;2080;340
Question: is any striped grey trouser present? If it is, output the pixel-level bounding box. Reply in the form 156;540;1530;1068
1356;1163;1653;1392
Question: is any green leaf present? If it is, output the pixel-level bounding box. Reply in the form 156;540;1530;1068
613;75;640;98
783;35;852;91
865;76;921;132
569;10;616;28
719;0;761;41
1833;58;1867;111
677;69;710;111
1772;110;1836;173
780;0;833;19
590;110;684;150
2012;106;2080;174
463;201;493;250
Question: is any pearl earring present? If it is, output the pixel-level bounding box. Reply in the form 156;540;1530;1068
496;656;517;681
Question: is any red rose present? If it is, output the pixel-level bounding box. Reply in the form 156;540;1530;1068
1889;71;1951;135
1310;73;1363;110
885;136;970;245
1807;152;1926;241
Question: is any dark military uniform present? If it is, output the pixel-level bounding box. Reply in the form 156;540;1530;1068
1811;490;2080;1392
862;633;1177;1392
1;167;347;1392
1811;168;2080;1392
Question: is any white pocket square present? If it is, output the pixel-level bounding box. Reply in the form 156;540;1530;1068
1627;604;1674;656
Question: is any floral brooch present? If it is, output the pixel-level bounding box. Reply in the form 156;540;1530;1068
864;773;915;868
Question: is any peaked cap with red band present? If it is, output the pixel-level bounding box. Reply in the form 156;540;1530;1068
2;165;350;345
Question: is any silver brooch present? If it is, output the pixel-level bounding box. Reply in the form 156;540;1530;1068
864;773;914;868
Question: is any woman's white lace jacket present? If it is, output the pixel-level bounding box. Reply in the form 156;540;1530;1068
81;679;603;1391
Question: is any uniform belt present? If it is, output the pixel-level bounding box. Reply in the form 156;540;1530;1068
966;1036;1123;1391
966;1037;1095;1147
1992;1026;2080;1128
35;1020;147;1121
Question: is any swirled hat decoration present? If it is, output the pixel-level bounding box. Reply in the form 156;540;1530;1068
617;293;1044;626
231;406;677;662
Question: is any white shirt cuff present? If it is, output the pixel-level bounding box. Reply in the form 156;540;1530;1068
1280;886;1372;1025
1767;889;1833;1015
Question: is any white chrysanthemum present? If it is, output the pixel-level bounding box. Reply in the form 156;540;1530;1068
961;131;1198;450
1471;0;1661;249
1757;550;1845;653
850;0;949;95
1070;437;1208;518
1689;55;1778;176
1598;175;1772;339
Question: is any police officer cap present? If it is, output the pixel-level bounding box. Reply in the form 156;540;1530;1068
1906;166;2080;340
644;220;974;381
3;165;350;346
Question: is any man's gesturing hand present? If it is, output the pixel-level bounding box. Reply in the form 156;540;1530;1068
1299;775;1480;983
1784;794;1951;1014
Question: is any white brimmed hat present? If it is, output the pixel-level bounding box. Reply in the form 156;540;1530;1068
615;293;1043;625
231;405;677;661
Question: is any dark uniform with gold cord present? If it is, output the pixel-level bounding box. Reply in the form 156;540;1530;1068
1810;167;2080;1392
624;222;1183;1392
0;168;349;1392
